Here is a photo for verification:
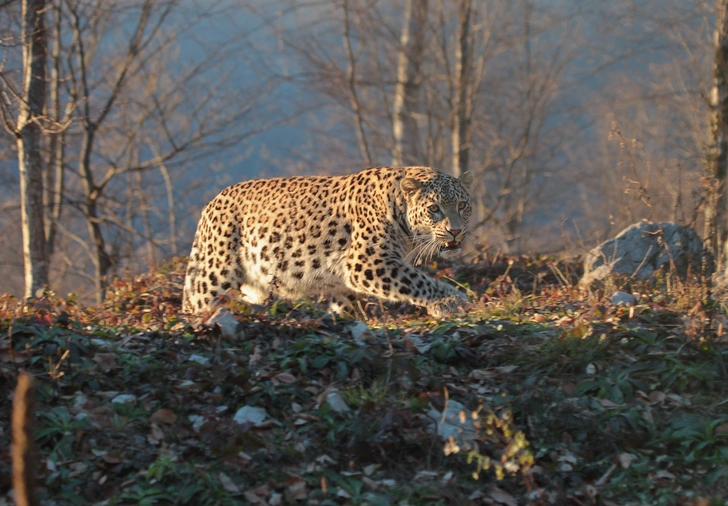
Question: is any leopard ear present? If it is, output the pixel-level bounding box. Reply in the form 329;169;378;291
400;177;422;195
459;171;474;189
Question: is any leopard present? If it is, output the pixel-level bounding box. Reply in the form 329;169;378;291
182;166;474;317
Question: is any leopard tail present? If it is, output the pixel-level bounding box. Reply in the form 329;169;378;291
12;372;39;506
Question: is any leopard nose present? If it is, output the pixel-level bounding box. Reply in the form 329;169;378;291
448;229;462;239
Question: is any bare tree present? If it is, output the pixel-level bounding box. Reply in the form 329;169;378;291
0;0;285;301
8;0;49;298
705;0;728;270
260;0;583;251
451;0;472;177
66;0;159;301
52;0;280;302
392;0;428;165
44;0;66;259
568;0;712;249
342;0;373;165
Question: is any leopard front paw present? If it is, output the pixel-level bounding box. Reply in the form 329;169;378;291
427;291;469;318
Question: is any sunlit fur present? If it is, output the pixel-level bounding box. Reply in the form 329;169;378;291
401;168;473;263
183;166;473;317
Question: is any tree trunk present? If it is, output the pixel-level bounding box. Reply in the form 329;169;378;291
79;128;114;304
45;0;64;259
706;0;728;272
67;0;152;303
159;160;178;256
392;0;428;166
342;0;372;165
451;0;472;177
17;0;48;299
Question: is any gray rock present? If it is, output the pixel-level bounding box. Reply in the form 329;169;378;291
610;291;637;306
581;221;702;288
325;391;350;413
111;394;137;405
187;354;210;365
233;405;268;426
207;308;245;340
427;399;477;443
349;321;375;344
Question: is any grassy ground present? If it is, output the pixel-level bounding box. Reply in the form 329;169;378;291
1;255;727;505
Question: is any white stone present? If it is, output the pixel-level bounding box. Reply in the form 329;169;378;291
610;291;637;306
325;391;350;413
111;394;137;404
208;308;244;339
233;405;268;426
408;335;432;354
427;399;477;442
187;354;210;365
581;221;702;287
350;321;375;342
91;338;113;349
188;415;206;432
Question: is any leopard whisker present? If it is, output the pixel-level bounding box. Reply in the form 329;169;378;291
405;234;431;264
405;242;425;264
413;240;430;266
426;239;438;262
427;239;439;263
417;237;437;266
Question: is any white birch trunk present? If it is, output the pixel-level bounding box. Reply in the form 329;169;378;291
45;0;64;259
17;0;49;299
392;0;428;166
451;0;472;177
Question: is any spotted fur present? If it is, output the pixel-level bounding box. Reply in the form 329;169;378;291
182;166;473;317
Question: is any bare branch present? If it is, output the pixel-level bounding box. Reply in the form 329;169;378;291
342;0;372;165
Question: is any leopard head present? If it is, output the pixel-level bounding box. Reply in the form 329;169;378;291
401;170;474;259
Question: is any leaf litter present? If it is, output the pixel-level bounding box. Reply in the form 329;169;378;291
0;255;727;504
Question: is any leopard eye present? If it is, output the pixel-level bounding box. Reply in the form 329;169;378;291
428;204;440;213
457;201;467;210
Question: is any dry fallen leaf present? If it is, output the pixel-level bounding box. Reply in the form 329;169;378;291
243;491;268;505
618;452;634;469
561;381;577;396
648;391;666;405
0;349;31;363
150;408;177;424
284;475;308;502
414;470;439;481
489;486;518;506
101;453;122;464
715;422;728;434
363;464;380;476
68;462;88;478
93;353;118;372
219;472;240;494
651;470;676;480
243;484;270;505
316;454;336;466
596;398;619;408
468;369;494;380
362;476;383;491
148;422;164;443
336;488;353;499
272;372;297;384
85;406;115;428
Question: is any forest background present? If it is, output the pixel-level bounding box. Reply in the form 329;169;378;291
0;0;718;302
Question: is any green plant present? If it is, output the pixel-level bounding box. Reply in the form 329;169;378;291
444;408;534;481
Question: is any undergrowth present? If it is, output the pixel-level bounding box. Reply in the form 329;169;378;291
1;256;727;506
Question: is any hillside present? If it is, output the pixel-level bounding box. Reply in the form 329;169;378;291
1;256;727;505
